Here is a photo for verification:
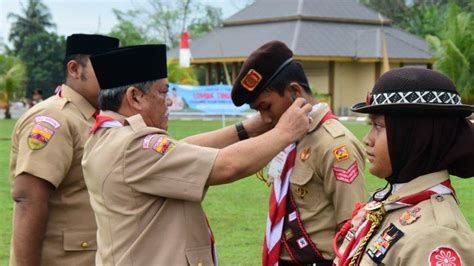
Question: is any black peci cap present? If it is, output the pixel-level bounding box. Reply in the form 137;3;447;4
90;44;168;90
65;34;119;57
231;40;293;106
351;68;473;117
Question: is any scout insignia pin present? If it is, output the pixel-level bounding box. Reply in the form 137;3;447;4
241;69;262;91
333;145;350;161
366;223;404;264
295;186;308;199
399;206;421;226
284;229;294;240
27;124;55;150
429;247;462;266
300;147;311;162
365;200;383;211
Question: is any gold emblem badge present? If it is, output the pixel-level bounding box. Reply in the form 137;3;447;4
284;229;294;240
333;145;350;161
300;147;311;162
295;186;308;199
241;69;262;91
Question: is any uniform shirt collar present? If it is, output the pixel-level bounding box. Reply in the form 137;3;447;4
61;84;97;119
308;103;330;132
390;170;450;199
100;111;168;134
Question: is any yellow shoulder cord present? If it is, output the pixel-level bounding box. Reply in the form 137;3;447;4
349;204;386;266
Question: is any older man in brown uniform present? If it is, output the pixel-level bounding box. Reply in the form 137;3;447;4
9;34;119;265
231;41;367;265
83;44;313;265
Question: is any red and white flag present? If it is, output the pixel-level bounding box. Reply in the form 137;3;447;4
179;31;191;68
263;144;297;266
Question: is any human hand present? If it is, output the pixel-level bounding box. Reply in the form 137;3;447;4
242;112;273;137
274;98;312;143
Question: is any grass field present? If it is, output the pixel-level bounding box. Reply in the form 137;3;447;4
0;118;472;265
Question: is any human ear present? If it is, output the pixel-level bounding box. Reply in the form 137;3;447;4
66;60;81;79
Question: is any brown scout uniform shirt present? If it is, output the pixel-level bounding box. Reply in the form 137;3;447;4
9;85;97;265
281;103;367;260
335;170;474;265
82;112;219;265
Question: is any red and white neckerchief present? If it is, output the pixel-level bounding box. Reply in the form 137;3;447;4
263;144;297;266
335;180;455;266
90;114;123;133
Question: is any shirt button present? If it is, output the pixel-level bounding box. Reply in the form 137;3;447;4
197;263;203;266
81;241;89;249
435;195;444;202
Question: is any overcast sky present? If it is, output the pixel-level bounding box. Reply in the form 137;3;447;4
0;0;246;47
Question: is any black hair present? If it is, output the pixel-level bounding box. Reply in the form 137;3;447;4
266;61;312;95
98;80;157;112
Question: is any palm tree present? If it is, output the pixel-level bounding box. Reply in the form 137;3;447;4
427;3;474;104
0;55;27;119
167;60;199;85
8;0;56;54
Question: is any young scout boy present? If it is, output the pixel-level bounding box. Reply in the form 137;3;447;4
231;41;367;265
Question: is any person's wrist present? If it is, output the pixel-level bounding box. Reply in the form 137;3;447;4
235;122;249;141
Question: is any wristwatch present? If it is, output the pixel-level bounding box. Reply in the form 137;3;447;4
235;122;249;141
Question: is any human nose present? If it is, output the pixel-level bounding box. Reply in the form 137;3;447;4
363;129;373;147
166;96;172;107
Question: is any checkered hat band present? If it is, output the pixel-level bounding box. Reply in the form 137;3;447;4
372;91;462;105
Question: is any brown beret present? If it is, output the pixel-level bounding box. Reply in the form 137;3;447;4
231;40;293;106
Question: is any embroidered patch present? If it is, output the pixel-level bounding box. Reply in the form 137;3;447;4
288;211;297;222
142;134;158;149
27;124;55;150
241;69;262;91
35;115;60;129
366;223;404;264
300;147;311;162
333;145;350;161
333;161;359;184
399;206;421;226
296;237;308;249
152;136;175;155
429;247;462;266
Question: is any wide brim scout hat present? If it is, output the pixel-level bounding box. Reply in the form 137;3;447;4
90;44;168;90
65;34;119;56
231;40;293;106
351;68;474;117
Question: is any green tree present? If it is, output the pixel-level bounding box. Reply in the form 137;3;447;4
109;0;223;49
109;9;156;46
427;3;474;103
167;60;198;85
0;55;27;119
18;32;66;98
8;0;56;55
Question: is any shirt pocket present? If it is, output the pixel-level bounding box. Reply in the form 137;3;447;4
186;246;214;266
63;230;97;251
289;166;322;211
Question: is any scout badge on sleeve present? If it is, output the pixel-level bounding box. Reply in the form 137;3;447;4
365;223;404;264
333;145;350;161
27;123;55;150
429;247;462;266
142;134;175;155
333;161;359;184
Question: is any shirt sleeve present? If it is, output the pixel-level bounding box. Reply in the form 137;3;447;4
123;131;219;202
319;135;367;224
13;109;73;188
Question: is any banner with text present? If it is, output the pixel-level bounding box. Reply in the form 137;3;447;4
168;83;251;114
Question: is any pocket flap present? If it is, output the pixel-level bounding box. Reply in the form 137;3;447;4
289;167;314;186
186;246;214;266
63;230;97;251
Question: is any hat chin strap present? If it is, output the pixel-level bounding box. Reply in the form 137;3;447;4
259;58;294;90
